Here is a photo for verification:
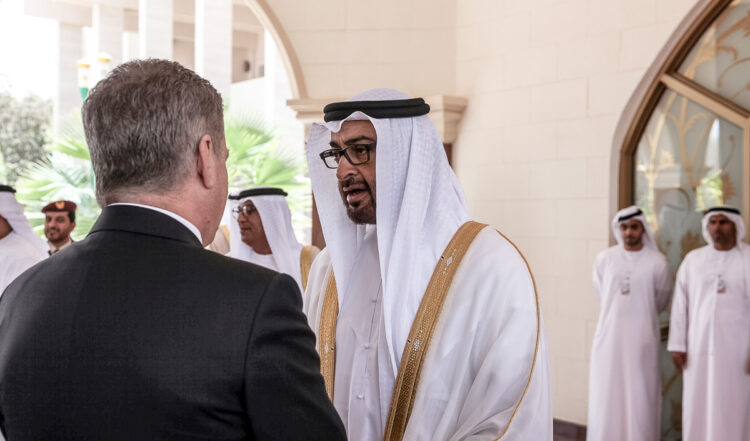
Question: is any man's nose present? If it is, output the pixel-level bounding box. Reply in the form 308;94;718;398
336;155;357;180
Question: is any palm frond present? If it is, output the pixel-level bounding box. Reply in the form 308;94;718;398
14;113;312;242
16;151;98;240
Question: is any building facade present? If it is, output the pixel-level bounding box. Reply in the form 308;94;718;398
30;1;750;437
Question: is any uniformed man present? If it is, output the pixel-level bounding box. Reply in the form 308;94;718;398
41;200;76;255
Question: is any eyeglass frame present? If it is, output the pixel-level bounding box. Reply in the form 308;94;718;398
318;143;376;169
231;203;258;218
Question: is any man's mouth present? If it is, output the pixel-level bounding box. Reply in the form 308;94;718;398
342;182;370;206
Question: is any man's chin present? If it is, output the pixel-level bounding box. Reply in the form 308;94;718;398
346;206;376;225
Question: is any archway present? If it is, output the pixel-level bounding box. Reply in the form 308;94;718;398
612;1;750;437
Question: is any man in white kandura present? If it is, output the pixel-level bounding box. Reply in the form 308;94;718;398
588;206;672;441
0;185;47;294
303;88;552;441
227;187;319;291
668;206;750;441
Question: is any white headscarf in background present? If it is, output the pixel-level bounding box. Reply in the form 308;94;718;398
701;205;746;247
306;88;471;373
227;188;303;287
0;186;47;256
611;205;658;251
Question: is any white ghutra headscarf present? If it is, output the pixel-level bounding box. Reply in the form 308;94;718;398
611;205;658;251
0;186;47;256
701;205;746;247
227;188;304;288
306;88;471;373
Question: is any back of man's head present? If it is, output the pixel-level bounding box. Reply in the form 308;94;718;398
82;59;224;205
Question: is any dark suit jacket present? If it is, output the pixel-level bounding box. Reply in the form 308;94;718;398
0;205;346;441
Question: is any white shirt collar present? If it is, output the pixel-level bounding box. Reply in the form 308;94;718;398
48;236;73;253
108;203;203;244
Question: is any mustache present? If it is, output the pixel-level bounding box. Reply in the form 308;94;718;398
340;176;370;191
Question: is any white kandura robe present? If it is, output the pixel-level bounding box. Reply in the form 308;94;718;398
226;193;305;290
304;227;552;441
0;232;44;295
667;243;750;441
588;246;672;441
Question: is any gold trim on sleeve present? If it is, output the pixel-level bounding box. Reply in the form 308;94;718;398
492;229;541;441
315;222;541;441
300;245;317;291
319;271;338;401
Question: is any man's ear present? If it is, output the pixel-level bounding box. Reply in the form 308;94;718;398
196;134;217;189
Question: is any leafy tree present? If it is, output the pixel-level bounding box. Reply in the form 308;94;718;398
15;116;96;241
0;92;52;185
224;116;310;228
15;113;310;240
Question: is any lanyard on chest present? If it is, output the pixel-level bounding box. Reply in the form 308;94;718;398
318;221;486;441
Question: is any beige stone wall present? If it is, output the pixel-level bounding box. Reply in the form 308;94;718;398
453;0;696;424
267;0;457;99
265;0;699;426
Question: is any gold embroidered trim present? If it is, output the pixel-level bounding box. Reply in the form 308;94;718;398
382;221;486;441
316;222;540;441
300;245;317;291
493;229;541;441
320;272;338;401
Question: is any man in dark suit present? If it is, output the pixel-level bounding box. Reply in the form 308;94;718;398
0;59;346;441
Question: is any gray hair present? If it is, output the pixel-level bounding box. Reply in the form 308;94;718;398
82;59;224;205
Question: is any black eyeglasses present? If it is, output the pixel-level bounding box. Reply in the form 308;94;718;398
319;144;375;169
232;204;257;218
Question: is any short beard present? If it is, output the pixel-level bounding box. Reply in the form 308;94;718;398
712;233;735;248
346;203;376;224
623;237;640;247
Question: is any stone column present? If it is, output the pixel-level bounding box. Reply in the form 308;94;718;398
138;0;173;59
92;4;124;66
123;32;140;62
194;0;232;96
55;22;83;131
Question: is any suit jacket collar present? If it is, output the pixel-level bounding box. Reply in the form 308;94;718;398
89;205;203;248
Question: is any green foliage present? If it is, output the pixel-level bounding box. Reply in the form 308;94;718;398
15;114;310;241
224;117;310;229
0;92;52;185
15;116;97;241
697;168;723;211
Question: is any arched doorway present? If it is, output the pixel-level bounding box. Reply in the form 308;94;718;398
613;0;750;437
615;0;749;262
237;0;306;100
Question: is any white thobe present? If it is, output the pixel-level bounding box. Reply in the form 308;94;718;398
328;230;393;440
588;246;672;441
668;244;750;441
304;227;552;441
249;253;278;272
0;232;44;295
